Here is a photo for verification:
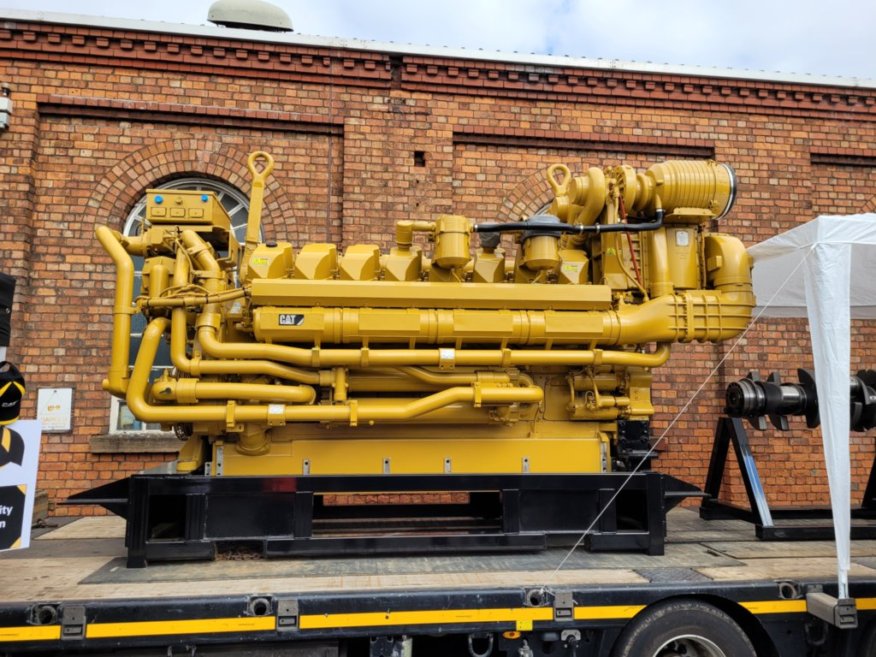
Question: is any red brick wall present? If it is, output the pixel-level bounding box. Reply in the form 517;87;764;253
0;18;875;514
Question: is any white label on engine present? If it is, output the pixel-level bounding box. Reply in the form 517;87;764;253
675;230;690;247
279;313;305;326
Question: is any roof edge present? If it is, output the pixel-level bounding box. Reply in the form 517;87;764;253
2;8;875;90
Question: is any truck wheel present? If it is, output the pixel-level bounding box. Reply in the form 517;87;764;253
611;599;756;657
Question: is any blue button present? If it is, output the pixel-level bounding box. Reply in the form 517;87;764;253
154;195;163;204
201;194;209;202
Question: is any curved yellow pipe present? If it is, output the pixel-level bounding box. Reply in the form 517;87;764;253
344;369;530;393
395;367;512;386
168;253;324;386
129;318;544;426
171;308;326;384
607;290;755;345
171;246;190;287
118;233;152;256
96;226;135;396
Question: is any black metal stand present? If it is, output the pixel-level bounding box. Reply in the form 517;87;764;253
70;472;700;567
700;416;876;539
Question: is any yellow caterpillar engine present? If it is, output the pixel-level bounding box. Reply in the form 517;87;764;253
84;152;753;565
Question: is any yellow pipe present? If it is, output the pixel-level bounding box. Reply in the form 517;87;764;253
199;321;673;368
343;371;516;393
647;228;673;298
143;288;247;309
609;291;755;344
345;373;441;393
151;379;316;404
182;229;673;369
340;368;520;394
96;225;135;396
171;310;324;384
181;230;222;295
251;294;750;346
333;367;348;402
172;246;190;287
395;367;512;386
129;318;544;426
168;254;323;385
119;233;153;256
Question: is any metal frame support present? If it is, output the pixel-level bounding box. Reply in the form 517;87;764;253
70;471;700;567
700;416;876;540
700;417;774;527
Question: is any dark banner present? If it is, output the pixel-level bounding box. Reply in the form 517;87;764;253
0;273;14;348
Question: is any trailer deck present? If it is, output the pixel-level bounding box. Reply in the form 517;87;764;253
2;508;876;655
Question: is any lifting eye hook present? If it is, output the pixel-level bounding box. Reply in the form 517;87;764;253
247;151;275;183
546;163;571;195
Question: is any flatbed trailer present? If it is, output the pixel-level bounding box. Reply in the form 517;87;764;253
2;508;876;657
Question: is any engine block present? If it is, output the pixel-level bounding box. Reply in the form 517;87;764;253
98;152;753;477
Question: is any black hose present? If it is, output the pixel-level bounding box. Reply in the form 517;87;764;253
473;210;664;235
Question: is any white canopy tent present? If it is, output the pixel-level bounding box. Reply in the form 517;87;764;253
748;213;876;599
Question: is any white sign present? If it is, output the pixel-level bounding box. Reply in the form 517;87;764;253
37;387;73;433
0;420;42;551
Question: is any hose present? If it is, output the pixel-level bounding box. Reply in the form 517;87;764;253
473;211;664;236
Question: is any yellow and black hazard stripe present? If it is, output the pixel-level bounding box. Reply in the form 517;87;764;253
294;600;819;631
0;616;276;643
0;626;61;642
84;616;277;639
4;598;874;643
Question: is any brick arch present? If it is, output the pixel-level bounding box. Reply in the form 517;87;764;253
87;140;293;234
498;169;555;222
498;160;592;222
863;196;876;213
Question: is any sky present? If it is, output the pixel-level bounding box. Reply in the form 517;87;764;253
1;0;874;81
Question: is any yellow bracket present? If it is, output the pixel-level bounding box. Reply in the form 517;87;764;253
239;151;276;282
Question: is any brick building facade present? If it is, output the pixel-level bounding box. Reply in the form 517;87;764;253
0;11;874;514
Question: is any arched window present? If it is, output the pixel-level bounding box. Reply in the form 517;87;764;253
110;178;252;433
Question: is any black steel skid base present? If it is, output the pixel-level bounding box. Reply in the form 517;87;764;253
69;472;700;568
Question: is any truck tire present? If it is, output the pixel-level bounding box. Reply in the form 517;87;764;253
611;599;756;657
